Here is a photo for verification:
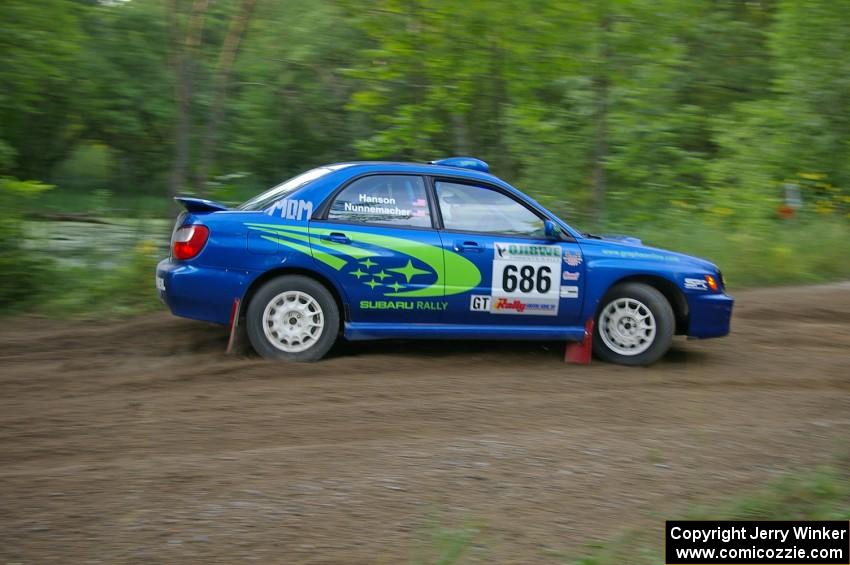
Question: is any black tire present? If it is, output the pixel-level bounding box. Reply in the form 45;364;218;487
246;275;340;362
592;282;674;366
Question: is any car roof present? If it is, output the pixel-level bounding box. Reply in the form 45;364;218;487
327;161;507;186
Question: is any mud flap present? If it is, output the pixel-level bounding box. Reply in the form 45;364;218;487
226;298;242;355
565;318;594;364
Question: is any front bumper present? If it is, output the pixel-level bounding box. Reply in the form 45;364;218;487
157;258;251;325
686;292;734;338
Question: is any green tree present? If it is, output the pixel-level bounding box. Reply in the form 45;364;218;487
0;0;84;178
76;0;175;194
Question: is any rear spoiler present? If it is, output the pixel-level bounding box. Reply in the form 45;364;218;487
174;196;230;213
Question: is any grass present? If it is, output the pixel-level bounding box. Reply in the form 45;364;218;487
37;188;174;219
1;214;169;317
11;216;850;318
38;243;165;318
412;521;485;565
571;462;850;565
4;188;849;318
621;218;850;289
403;460;850;565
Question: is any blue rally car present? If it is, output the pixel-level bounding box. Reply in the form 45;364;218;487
156;158;733;365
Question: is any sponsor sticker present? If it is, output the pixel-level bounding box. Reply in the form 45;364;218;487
266;198;314;220
156;275;165;292
684;277;708;291
601;248;680;262
494;242;561;261
563;250;583;267
560;285;579;299
562;271;580;281
492;298;557;314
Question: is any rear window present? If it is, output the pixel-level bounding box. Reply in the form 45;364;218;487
237;166;343;211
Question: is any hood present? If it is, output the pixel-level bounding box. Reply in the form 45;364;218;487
598;233;643;246
584;234;719;272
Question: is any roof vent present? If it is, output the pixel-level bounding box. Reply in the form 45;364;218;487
429;157;490;173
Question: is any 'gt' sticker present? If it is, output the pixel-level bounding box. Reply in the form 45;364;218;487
469;295;491;312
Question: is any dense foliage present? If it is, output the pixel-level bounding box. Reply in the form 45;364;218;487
1;0;848;226
0;0;848;315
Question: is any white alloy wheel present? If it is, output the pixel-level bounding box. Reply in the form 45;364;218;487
598;297;657;356
262;291;325;353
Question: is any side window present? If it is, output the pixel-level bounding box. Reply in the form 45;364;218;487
327;175;432;228
435;181;545;237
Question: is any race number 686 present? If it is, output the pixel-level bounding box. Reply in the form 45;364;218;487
502;264;552;294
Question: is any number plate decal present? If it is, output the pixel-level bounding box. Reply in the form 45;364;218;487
491;242;561;316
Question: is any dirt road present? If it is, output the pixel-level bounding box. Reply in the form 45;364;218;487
1;283;848;563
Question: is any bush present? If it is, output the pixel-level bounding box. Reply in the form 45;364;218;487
0;178;55;312
41;239;163;317
623;218;850;288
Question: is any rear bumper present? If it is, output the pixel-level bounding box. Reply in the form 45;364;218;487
686;292;734;338
156;258;251;325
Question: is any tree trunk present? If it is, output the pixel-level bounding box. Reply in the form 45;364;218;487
168;0;209;202
195;0;257;194
452;112;468;155
591;16;610;227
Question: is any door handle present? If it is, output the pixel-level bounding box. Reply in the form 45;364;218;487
454;240;483;253
326;232;350;244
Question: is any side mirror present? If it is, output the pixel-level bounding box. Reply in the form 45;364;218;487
544;219;563;240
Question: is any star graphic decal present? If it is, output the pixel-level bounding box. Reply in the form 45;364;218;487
387;259;430;283
374;270;390;281
359;258;377;269
364;279;382;290
388;281;404;292
350;268;367;279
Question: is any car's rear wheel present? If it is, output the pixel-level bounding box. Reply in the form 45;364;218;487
593;282;674;366
246;275;339;362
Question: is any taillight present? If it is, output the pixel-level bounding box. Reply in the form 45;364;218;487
172;225;209;260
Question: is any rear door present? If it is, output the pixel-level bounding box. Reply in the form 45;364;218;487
434;179;585;327
309;174;446;323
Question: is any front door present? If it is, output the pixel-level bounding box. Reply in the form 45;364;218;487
309;174;446;323
435;180;585;327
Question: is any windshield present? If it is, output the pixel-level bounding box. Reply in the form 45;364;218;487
237;166;342;211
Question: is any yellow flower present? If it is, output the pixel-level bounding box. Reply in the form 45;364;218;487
815;201;834;214
135;240;156;255
772;245;791;258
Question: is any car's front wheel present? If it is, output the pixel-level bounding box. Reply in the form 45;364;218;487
593;282;674;366
246;275;339;362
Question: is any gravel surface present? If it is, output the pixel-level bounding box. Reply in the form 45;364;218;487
1;283;848;563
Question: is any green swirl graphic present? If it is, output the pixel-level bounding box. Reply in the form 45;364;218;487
245;223;481;297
